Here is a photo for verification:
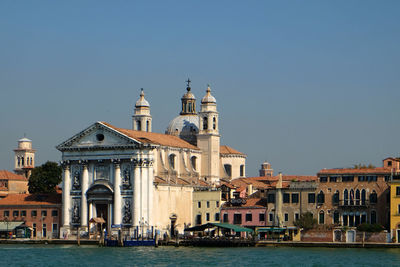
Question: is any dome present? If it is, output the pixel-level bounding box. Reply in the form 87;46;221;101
166;115;199;145
182;87;195;100
135;89;150;107
18;137;32;142
201;86;216;104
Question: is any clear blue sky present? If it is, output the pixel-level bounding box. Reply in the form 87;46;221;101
1;1;399;176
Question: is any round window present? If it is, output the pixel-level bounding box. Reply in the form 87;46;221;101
96;133;105;142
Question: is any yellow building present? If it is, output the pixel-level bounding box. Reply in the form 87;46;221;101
390;181;400;242
192;188;221;226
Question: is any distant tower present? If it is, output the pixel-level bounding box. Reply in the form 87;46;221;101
14;136;36;178
132;89;152;132
197;85;220;183
259;162;274;177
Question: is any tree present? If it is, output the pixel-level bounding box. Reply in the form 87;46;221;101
28;161;62;193
353;163;376;169
294;212;317;231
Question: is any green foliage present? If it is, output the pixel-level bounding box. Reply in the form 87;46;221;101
356;223;384;232
28;161;62;193
353;163;376;169
294;212;317;231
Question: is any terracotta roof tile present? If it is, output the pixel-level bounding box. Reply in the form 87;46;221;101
318;167;392;175
101;122;199;150
0;193;61;206
243;198;267;208
0;170;27;181
220;145;245;155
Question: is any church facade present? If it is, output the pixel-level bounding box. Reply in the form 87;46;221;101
56;82;246;237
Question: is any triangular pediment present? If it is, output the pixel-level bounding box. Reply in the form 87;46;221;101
56;122;141;151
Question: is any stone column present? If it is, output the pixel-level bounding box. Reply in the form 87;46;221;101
88;202;93;221
81;163;89;228
113;162;122;225
147;154;154;227
133;156;141;226
62;164;71;227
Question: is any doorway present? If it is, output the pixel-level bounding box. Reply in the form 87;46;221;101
96;204;108;230
347;230;356;243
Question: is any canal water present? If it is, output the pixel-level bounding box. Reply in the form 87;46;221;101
1;245;400;266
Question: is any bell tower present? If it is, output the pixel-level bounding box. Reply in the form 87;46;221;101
197;85;220;183
132;89;152;132
14;136;36;178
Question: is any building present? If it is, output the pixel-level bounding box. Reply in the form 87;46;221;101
387;158;400;242
192;187;221;226
14;137;36;178
0;193;61;239
0;170;29;198
56;82;246;237
316;165;391;229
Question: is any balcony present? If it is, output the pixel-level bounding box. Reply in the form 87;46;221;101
333;199;374;208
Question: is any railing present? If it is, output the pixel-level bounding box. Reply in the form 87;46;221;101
333;199;375;207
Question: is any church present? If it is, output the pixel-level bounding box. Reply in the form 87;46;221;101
56;81;246;237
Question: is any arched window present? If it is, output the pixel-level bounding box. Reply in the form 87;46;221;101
240;165;244;177
333;210;340;224
370;190;378;204
224;164;232;177
213;117;216;130
203;117;208;130
17;157;20;166
371;210;377;224
317;191;325;204
332;191;339;205
344;189;349;206
136;120;141;131
356;189;360;206
188;103;191;112
30;157;32;165
191;156;197;171
21;157;24;166
319;210;325;224
146;121;149;132
350;189;354;206
169;154;176;169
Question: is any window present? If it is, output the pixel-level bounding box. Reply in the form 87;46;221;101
17;157;20;166
269;213;274;222
344;189;349;206
370;191;378;204
216;201;220;207
21;210;26;217
342;176;354;182
42;224;47;238
358;176;366;182
41;210;47;217
317;191;325;204
198;202;201;208
33;223;37;237
319;211;325;224
367;175;377;182
329;176;337;182
308;193;315;203
215;213;220;221
349;189;354;205
52;224;58;234
283;193;290;203
355;190;360;206
207;201;210;208
320;176;327;182
224;164;232;177
267;194;275;203
292;193;299;203
223;213;229;223
13;210;19;217
213;117;216;130
3;210;9;217
371;210;377;224
191;156;197;170
169;154;176;169
203;117;208;130
332;191;339;205
295;213;300;221
388;161;393;166
284;213;289;222
146;121;149;132
259;213;265;222
361;189;366;205
31;210;37;217
246;213;252;222
240;165;244;177
196;214;202;225
206;213;210;222
136;120;141;131
333;211;339;224
233;214;242;225
52;210;58;217
398;204;400;215
343;215;348;226
396;186;400;196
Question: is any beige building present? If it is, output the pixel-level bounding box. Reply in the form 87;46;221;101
192;188;221;226
14;137;36;178
0;170;29;198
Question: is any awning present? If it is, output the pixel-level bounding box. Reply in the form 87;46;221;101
257;227;286;233
89;217;106;224
185;223;253;233
0;221;24;231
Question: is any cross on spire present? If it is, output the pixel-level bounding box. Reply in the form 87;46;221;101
186;78;191;89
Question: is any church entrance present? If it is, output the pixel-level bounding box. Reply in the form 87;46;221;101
96;203;108;230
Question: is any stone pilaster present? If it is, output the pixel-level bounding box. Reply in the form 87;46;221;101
113;162;122;225
62;163;71;227
81;163;89;227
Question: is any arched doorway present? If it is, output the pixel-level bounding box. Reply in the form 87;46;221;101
86;181;114;234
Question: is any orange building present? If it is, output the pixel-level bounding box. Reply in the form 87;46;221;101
0;193;62;239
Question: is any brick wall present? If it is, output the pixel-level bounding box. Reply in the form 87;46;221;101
301;229;333;242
